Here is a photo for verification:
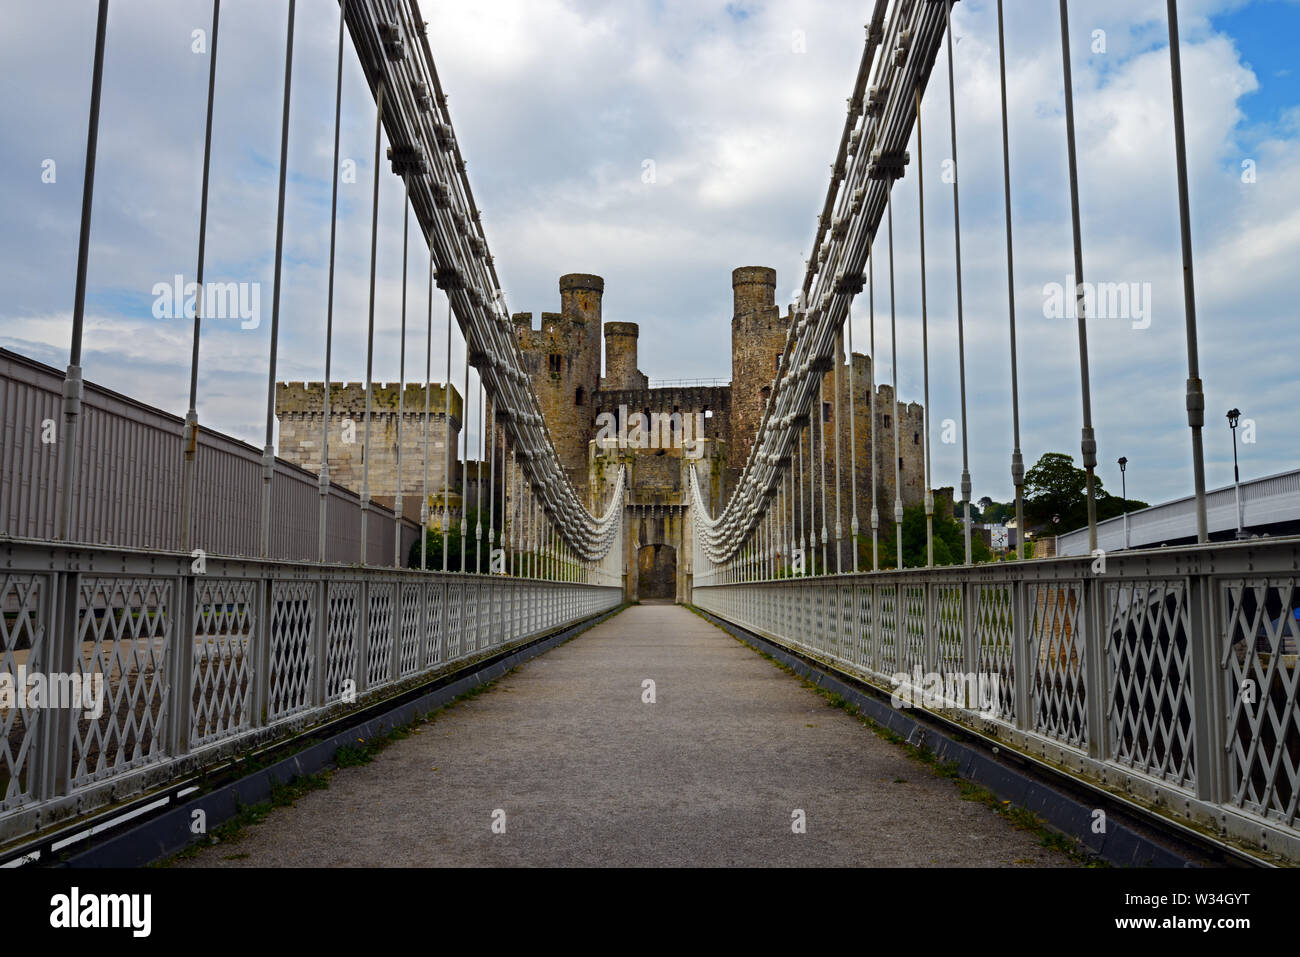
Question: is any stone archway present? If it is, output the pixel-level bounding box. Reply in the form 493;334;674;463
637;543;677;601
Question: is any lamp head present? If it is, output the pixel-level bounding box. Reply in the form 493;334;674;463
1227;408;1241;429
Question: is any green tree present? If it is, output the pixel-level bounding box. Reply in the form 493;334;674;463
1024;452;1091;532
981;500;1014;524
409;507;490;572
858;504;991;569
1023;452;1148;533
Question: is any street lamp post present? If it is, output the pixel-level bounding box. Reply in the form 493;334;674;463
1227;408;1244;539
1118;456;1128;549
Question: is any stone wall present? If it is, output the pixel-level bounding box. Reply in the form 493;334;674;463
276;382;463;516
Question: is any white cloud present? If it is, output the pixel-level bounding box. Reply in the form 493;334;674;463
0;0;1295;507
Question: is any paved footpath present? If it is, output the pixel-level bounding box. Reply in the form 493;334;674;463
177;604;1073;867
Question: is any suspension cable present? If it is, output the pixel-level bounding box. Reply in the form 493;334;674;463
946;0;973;564
915;84;934;568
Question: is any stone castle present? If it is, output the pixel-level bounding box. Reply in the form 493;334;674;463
276;266;927;598
275;381;465;522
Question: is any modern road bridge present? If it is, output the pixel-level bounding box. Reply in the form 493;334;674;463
1056;468;1300;556
1;0;1297;868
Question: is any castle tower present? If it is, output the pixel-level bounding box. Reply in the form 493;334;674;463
730;266;788;475
603;322;643;391
560;272;604;387
513;273;604;498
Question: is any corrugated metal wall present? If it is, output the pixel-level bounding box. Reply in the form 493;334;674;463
0;349;421;564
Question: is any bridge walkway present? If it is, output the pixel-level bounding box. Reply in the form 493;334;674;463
176;604;1073;867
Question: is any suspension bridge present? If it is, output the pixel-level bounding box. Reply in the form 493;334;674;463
1;0;1296;870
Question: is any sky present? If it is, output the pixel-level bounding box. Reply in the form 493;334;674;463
1;0;1296;509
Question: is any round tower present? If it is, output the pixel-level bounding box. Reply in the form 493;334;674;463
732;265;777;319
560;273;603;416
730;266;786;472
604;322;640;391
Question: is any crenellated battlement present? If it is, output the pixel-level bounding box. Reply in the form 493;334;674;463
276;381;463;423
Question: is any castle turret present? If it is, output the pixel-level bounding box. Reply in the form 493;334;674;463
732;265;776;318
603;322;644;391
559;273;603;442
559;273;604;323
512;274;605;498
730;266;787;475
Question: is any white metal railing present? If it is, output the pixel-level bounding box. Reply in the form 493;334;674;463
0;538;621;846
693;536;1300;863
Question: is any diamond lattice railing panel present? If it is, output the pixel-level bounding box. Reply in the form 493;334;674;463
808;585;822;652
839;583;854;666
71;576;172;787
512;580;523;641
324;582;359;704
1;574;47;809
444;582;463;660
878;585;898;674
902;584;927;674
790;582;800;650
822;584;836;658
500;582;511;643
795;585;807;648
858;585;875;672
426;582;445;664
462;581;479;656
1030;581;1088;749
510;582;521;641
366;583;395;689
267;580;315;722
484;580;500;650
822;584;834;654
192;578;256;746
1105;579;1196;790
935;583;965;673
1222;578;1300;826
973;583;1016;722
398;583;422;678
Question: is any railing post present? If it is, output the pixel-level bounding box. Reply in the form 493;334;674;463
38;570;79;802
1083;575;1108;761
963;580;978;698
1186;569;1225;804
254;575;274;727
390;578;402;683
169;571;196;756
356;578;370;694
312;577;328;708
435;577;448;665
925;579;937;677
416;578;428;672
894;581;904;678
866;583;877;675
1013;579;1031;732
